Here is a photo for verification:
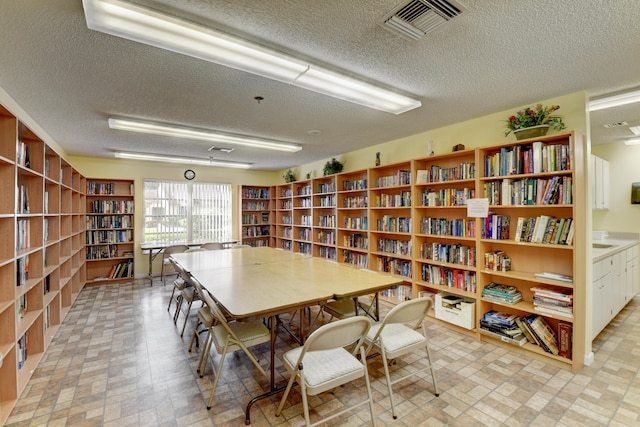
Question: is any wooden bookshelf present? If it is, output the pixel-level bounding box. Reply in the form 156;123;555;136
312;176;337;260
85;179;134;285
275;183;293;251
292;180;313;255
0;103;86;425
336;169;369;269
239;185;274;247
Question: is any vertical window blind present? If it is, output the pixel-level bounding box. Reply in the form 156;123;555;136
143;179;231;243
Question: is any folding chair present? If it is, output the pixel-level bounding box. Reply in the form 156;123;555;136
364;297;439;419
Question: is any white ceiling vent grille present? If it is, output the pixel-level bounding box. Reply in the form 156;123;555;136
380;0;466;41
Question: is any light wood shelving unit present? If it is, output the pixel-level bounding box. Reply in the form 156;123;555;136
312;176;337;260
264;132;585;372
0;104;86;425
239;185;274;247
85;179;134;285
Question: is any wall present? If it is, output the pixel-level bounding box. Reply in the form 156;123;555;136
592;142;640;235
69;155;281;277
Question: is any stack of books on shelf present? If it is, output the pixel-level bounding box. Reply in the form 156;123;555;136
480;311;527;346
531;286;574;318
482;282;522;305
516;314;560;356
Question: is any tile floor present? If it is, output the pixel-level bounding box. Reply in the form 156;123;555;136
5;278;640;426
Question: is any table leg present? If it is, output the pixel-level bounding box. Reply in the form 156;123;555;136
245;314;278;425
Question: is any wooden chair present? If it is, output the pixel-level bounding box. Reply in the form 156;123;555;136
197;287;271;410
275;316;376;426
363;297;439;419
161;244;189;285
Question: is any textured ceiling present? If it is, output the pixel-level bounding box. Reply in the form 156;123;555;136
1;0;639;170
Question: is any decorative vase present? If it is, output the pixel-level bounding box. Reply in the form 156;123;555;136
513;124;550;141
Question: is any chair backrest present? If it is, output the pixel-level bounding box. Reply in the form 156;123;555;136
304;316;370;353
185;247;206;253
379;297;432;331
201;242;224;250
163;244;189;258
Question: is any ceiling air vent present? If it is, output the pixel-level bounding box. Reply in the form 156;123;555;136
380;0;466;41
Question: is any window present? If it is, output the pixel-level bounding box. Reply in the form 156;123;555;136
143;179;232;243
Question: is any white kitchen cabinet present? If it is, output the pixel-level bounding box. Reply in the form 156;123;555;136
591;154;610;210
625;245;639;303
592;257;614;339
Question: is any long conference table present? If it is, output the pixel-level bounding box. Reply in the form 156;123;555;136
170;246;402;424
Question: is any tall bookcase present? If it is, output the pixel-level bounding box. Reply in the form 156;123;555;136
0;104;86;425
312;176;337;260
85;179;134;284
292;180;313;255
336;169;369;268
368;161;413;302
239;185;274;247
275;183;293;251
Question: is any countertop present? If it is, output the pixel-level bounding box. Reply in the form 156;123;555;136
592;233;639;263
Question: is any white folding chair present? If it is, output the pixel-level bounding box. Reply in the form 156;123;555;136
276;316;376;426
200;242;224;250
364;297;439;419
161;244;189;285
198;287;271;410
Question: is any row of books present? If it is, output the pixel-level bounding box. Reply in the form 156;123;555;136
16;255;29;287
376;238;412;256
484;175;572;206
317;195;336;207
374;191;412;207
241;188;270;199
17;332;28;369
342;195;368;208
16;293;27;319
421;265;477;293
17;140;31;168
242;226;270;237
107;259;134;279
296;185;312;196
343;216;368;230
17;218;31;251
317;182;336;193
420;242;476;267
86;230;133;244
17;184;30;214
375;170;411;188
241;213;269;225
316;230;335;245
376;256;412;278
241;201;269;211
318;215;336;227
514;215;574;245
482;282;522;305
415;162;476;184
419;217;476;238
87;182;116;195
483;141;571;177
420;187;475;207
342;179;368;191
89;200;134;214
342;250;368;267
376;216;411;233
481;214;510;240
343;233;368;249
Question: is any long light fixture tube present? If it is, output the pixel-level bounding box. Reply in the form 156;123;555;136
83;0;421;114
588;89;640;111
114;151;252;168
108;117;302;152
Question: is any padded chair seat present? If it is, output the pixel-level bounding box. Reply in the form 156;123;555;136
210;320;270;353
367;322;426;356
283;346;364;390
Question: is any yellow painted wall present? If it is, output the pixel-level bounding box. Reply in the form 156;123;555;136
69;155;281;277
592;142;640;233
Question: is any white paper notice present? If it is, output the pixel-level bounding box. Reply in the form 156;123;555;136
467;198;489;218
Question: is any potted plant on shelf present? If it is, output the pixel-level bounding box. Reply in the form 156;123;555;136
505;104;566;140
323;158;344;176
283;169;296;183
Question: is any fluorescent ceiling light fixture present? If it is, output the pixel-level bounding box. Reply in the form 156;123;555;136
83;0;421;114
589;89;640;111
108;117;302;152
629;125;640;136
624;137;640;146
114;151;252;168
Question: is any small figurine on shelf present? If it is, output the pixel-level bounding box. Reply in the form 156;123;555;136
306;172;311;180
375;152;381;166
427;140;435;157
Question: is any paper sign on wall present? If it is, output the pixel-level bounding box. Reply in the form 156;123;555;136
467;198;489;218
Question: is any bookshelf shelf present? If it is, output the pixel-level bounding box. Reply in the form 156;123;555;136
85;179;134;285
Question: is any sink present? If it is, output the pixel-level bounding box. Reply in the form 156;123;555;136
593;243;614;249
